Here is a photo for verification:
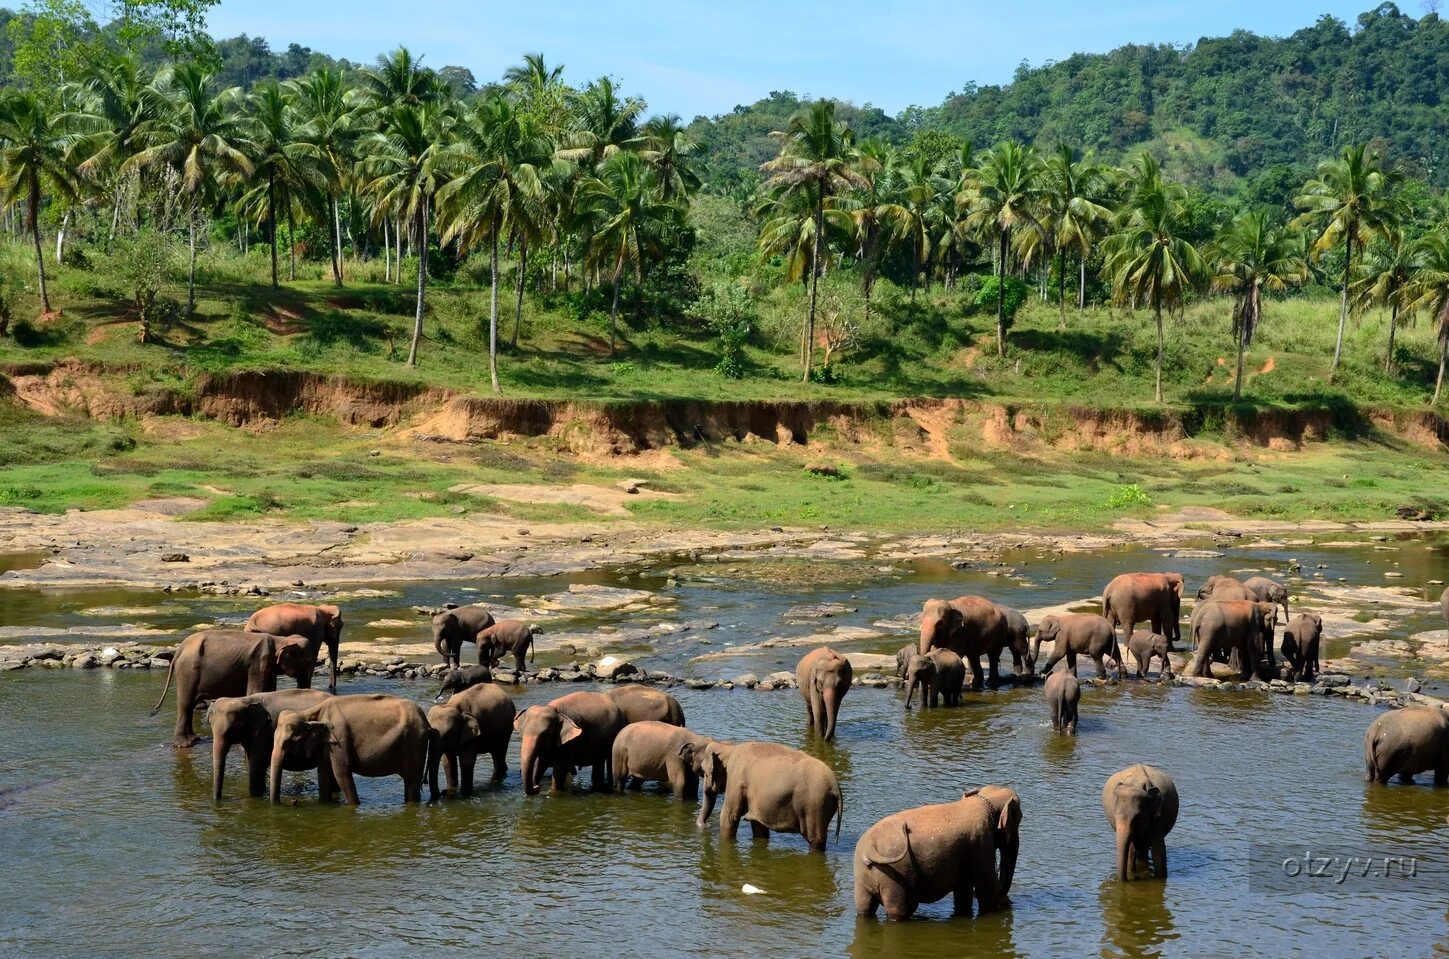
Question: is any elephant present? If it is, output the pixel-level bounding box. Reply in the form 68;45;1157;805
152;630;313;747
1280;613;1323;681
1045;670;1080;734
853;785;1021;920
928;649;966;706
993;604;1032;674
434;664;493;702
1187;600;1277;679
245;603;343;692
797;646;853;740
1103;764;1178;880
1196;575;1252;605
515;690;625;794
689;740;843;851
427;705;481;796
432;605;495;668
1102;572;1184;648
1028;613;1120;680
430;682;515;794
1126;630;1173;681
607;686;686;726
476;620;537;672
903;654;936;709
611;721;712;798
207;689;332;799
1364;706;1449;784
894;644;917;679
1242;576;1290;621
919;596;1010;690
269;693;433;804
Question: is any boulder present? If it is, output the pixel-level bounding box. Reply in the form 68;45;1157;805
595;657;638;680
730;673;759;689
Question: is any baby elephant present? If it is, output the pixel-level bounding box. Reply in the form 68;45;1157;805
928;648;965;706
1126;630;1173;681
612;721;712;798
476;620;536;672
895;643;918;678
1030;613;1120;679
854;785;1021;921
208;688;332;799
903;654;936;709
1103;764;1178;880
797;646;853;740
1044;670;1080;735
1280;613;1323;682
1365;706;1449;785
434;664;492;702
693;740;843;851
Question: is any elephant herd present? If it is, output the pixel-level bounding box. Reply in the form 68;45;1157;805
151;578;1449;924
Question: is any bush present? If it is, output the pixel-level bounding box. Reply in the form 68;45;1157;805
110;229;179;344
691;280;756;378
973;275;1029;331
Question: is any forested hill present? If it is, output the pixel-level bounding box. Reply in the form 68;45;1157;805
688;4;1449;198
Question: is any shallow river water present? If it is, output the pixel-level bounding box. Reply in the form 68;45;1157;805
3;538;1449;958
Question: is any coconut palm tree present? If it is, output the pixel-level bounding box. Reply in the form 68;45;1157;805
504;53;569;131
1211;209;1308;400
292;67;357;286
636;114;700;201
1293;144;1403;374
1102;153;1206;403
557;76;644;170
759;100;865;381
577;150;681;354
70;52;161;251
435;93;553;390
1404;228;1449;405
0;91;90;313
360;47;442;111
241;81;322;286
961;140;1044;357
838;138;898;321
1042;144;1112;324
895;150;944;299
128;63;253;316
1354;231;1420;376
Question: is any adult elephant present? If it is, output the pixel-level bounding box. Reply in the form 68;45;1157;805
152;630;312;747
919;596;1010;690
515;691;625;794
430;682;516;794
1242;576;1290;622
1196;575;1252;605
612;721;712;798
992;604;1032;675
1187;600;1277;679
1103;764;1178;880
797;646;852;740
854;785;1021;920
1028;613;1120;679
607;686;685;726
1365;706;1449;785
1280;613;1323;682
688;740;842;851
476;620;537;672
208;688;332;799
431;605;494;668
245;603;344;692
269;693;432;804
1102;572;1183;648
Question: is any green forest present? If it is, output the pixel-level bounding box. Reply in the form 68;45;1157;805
0;0;1446;416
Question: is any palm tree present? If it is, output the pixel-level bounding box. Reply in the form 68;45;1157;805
961;140;1044;356
839;138;898;321
242;81;321;286
359;103;449;367
504;53;568;130
636;114;700;201
1211;210;1308;400
1293;144;1403;374
71;52;160;251
759;100;865;381
293;67;356;287
0;91;89;313
1042;144;1112;324
1102;153;1206;403
128;63;253;316
1404;229;1449;405
1354;231;1420;375
360;47;442;110
435;93;552;391
558;76;645;169
895;150;943;299
577;150;680;354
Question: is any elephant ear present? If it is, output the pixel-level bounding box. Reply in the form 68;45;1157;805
306;720;335;751
463;715;483;741
863;819;911;867
997;792;1022;835
512;707;530;732
558;716;583;745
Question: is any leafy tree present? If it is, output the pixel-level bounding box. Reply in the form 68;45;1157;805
691;279;755;378
112;226;177;343
1041;144;1112;321
961;140;1043;356
1355;231;1421;375
71;51;161;250
1404;228;1449;405
292;67;356;286
241;80;321;285
1211;209;1308;399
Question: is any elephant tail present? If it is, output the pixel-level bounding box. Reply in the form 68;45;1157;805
150;650;179;715
1365;731;1382;782
833;782;844;841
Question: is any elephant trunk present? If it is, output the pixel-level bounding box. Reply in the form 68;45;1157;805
998;835;1019;898
904;676;916;709
268;747;285;804
1114;821;1132;880
1027;636;1042;674
821;686;841;740
211;736;228;801
520;737;543;796
697;788;718;829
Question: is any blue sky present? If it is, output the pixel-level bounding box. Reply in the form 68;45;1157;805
208;1;1386;118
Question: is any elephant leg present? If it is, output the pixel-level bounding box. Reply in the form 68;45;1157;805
854;882;881;919
1092;654;1107;680
331;753;360;806
489;743;507;780
444;753;459;794
802;692;817;732
750;820;770;842
246;742;269;798
173;673;200;747
967;657;985;691
1436;766;1448;787
1398;771;1416;785
720;795;744;841
552;765;568;793
513;650;526;673
318;762;338;803
927;683;938;708
405;770;423;804
986;652;1002;687
882;883;916;922
1064;650;1079;677
1150;836;1169;878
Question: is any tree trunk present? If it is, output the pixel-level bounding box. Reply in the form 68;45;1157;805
996;229;1009;358
1153;292;1165;404
512;236;527;348
609;257;623;356
1233;288;1254;402
286;194;296;282
383;216;391;282
1435;316;1447;406
406;200;427;367
1385;301;1398;375
1331;231;1352;375
28;175;50;314
329;193;343;287
488;232;501;393
268;173;279;288
804;201;823;382
187;203;198;317
396;214;404;285
1078;253;1087;310
1057;248;1067;329
55;210;69;265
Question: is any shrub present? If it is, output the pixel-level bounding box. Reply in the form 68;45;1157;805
690;280;756;379
110;229;180;344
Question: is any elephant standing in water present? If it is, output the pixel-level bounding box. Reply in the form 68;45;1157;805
1188;600;1276;679
1242;576;1290;621
1365;707;1449;784
992;604;1032;675
431;605;495;668
433;665;492;701
919;596;1010;689
515;691;625;794
1103;764;1178;880
1280;613;1323;681
270;694;432;804
797;646;853;740
1045;670;1080;734
476;620;537;672
903;654;936;709
429;682;516;795
1102;572;1183;647
1028;613;1120;679
245;603;344;692
607;686;685;726
688;740;843;851
153;630;312;747
854;785;1022;920
611;721;713;797
1126;631;1173;681
208;689;332;798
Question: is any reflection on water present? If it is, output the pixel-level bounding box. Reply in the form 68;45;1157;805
1099;877;1178;959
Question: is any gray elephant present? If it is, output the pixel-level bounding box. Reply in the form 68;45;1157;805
894;643;917;679
1028;613;1120;679
611;721;712;797
919;596;1010;689
515;690;625;794
1126;630;1173;681
854;785;1021;920
245;603;344;692
928;648;966;706
1045;670;1080;735
434;664;492;702
208;689;332;799
432;681;516;793
152;630;313;747
1365;706;1449;784
607;686;685;726
1242;576;1290;621
432;605;495;668
1187;600;1276;679
690;740;843;851
1103;764;1178;880
1280;613;1323;681
1102;572;1184;648
1196;575;1252;604
477;620;537;671
797;646;853;740
993;604;1032;675
270;693;433;804
903;654;936;709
